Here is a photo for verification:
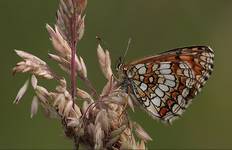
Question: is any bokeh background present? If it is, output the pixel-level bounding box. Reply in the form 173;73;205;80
1;0;231;149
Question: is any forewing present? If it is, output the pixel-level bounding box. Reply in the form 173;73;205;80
125;46;214;123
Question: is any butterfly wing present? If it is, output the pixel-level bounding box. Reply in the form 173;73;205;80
123;46;214;123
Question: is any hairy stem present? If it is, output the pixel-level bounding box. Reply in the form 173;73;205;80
70;0;78;107
71;42;77;106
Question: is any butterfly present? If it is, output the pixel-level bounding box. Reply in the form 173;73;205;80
117;46;214;123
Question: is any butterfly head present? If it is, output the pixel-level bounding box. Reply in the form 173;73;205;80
115;55;136;82
115;56;124;71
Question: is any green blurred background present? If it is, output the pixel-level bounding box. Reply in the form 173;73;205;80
0;0;231;149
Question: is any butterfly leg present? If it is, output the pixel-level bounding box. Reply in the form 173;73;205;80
119;86;132;119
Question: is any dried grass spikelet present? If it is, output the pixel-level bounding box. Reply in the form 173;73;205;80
56;0;86;42
14;79;29;104
97;44;113;80
46;24;71;59
30;96;39;118
13;50;55;79
34;78;82;120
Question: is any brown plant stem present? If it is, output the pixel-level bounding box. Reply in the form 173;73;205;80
70;0;78;107
71;42;77;107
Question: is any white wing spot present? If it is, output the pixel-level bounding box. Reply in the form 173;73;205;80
143;98;150;107
150;93;156;98
200;61;206;67
140;76;144;81
208;58;213;64
159;63;171;69
155;87;164;97
179;62;189;69
182;88;189;97
151;97;161;107
172;104;183;115
209;53;214;57
149;77;154;83
152;64;159;71
138;66;146;75
159;84;169;92
163;74;175;80
177;95;185;107
202;52;209;57
179;63;185;69
140;83;148;91
184;69;190;77
186;78;194;88
172;104;180;113
160;69;171;74
158;77;165;84
135;64;144;69
147;105;159;116
200;56;207;61
196;83;201;88
165;80;176;88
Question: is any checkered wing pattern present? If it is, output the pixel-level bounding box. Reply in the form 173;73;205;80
121;46;214;123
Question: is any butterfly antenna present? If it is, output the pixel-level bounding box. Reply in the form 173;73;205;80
122;38;132;62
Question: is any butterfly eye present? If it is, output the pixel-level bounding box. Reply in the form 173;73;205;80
126;69;135;78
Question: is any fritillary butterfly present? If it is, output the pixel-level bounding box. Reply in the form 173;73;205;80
117;46;214;123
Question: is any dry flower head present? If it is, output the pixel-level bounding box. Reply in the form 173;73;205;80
12;0;152;149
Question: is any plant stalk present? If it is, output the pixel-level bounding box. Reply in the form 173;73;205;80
70;0;78;107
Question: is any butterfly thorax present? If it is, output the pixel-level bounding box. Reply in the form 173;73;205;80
116;64;133;91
